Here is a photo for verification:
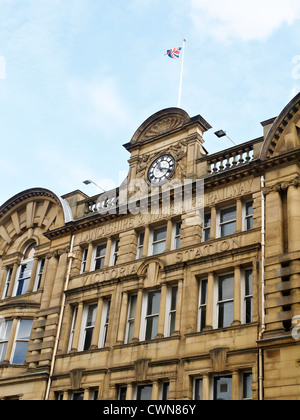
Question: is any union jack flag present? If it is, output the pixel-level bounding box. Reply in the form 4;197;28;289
166;47;182;59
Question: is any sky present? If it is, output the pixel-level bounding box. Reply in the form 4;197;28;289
0;0;300;204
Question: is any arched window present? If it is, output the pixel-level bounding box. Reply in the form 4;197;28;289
13;242;36;297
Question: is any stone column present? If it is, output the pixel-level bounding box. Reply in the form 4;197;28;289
104;238;112;268
86;242;94;272
210;205;217;240
173;279;183;335
165;219;173;252
131;289;143;342
236;198;243;232
116;292;128;344
287;184;300;314
205;272;215;330
232;266;241;326
265;189;284;257
202;374;210;401
142;227;150;257
232;370;240;400
28;257;39;293
156;283;167;338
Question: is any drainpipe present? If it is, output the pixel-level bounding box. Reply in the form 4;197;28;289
45;234;76;400
259;175;266;401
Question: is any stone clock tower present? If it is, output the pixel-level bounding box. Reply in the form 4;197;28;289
123;108;212;187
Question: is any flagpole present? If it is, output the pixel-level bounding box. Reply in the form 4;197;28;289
178;39;186;108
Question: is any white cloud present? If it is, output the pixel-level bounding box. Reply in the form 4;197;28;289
190;0;300;41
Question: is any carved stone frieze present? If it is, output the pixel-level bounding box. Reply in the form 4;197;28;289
262;176;300;196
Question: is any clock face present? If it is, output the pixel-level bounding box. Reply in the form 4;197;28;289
147;154;175;185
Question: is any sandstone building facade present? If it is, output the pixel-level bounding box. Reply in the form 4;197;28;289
0;93;300;400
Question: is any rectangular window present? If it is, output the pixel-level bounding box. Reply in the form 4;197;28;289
126;294;137;344
136;385;153;401
81;304;97;351
244;269;253;324
142;291;161;341
152;226;167;256
71;392;84;401
218;274;234;329
165;286;178;337
220;206;236;237
0;320;12;363
243;373;253;399
94;244;107;270
81;248;88;274
12;319;33;365
118;386;127;401
203;213;211;242
245;201;254;230
111;239;120;266
198;279;208;332
174;222;182;249
213;376;232;401
34;258;45;291
2;268;13;299
194;378;203;401
16;261;34;296
161;382;169;400
68;306;78;352
137;232;145;259
99;300;111;348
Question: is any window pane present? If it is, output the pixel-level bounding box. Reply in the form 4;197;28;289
195;379;203;400
119;387;127;401
245;270;253;296
17;320;33;340
0;343;7;362
246;201;254;216
214;376;232;401
221;206;236;223
137;385;153;401
169;312;176;336
171;287;178;311
221;221;236;237
218;301;234;328
153;226;167;242
86;305;97;327
153;241;166;255
72;392;84;401
204;213;211;228
246;298;253;324
129;295;137;319
219;275;234;301
83;328;94;351
12;341;29;364
247;217;254;230
147;292;161;316
0;320;12;341
162;383;169;400
243;373;253;399
200;280;208;305
145;316;159;340
127;321;134;343
96;244;106;258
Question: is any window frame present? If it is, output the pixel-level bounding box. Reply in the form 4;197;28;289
203;212;211;242
244;200;254;231
241;268;253;325
93;243;107;271
98;299;111;348
137;232;145;260
33;258;45;292
140;290;161;341
164;285;178;337
110;239;120;266
216;273;235;329
11;319;33;365
2;267;13;299
173;221;182;250
0;319;13;363
198;279;208;332
125;294;137;344
13;242;36;297
149;225;167;256
217;204;237;238
80;248;88;274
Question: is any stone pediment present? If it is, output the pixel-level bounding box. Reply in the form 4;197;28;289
260;92;300;160
130;108;190;146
